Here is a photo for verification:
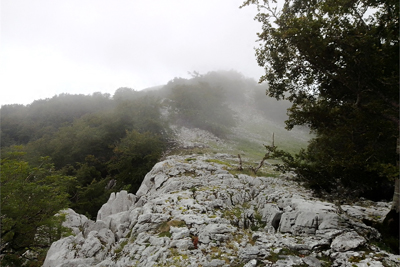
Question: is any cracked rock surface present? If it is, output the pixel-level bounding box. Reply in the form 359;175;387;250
43;154;399;267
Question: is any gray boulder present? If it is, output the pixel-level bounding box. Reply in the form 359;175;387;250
42;154;398;267
331;231;366;252
97;190;136;221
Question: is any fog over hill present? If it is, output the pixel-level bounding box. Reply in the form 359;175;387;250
1;70;313;266
2;70;399;266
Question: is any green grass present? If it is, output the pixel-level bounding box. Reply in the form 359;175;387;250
233;138;267;160
228;167;280;178
229;117;310;162
157;219;187;238
158;231;172;238
114;239;128;254
222;206;243;220
205;159;232;167
166;108;310;171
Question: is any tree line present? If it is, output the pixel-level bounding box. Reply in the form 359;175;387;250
2;71;279;265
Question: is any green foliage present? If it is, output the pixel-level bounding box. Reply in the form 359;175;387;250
0;71;308;256
108;130;166;193
1;91;171;219
0;147;75;265
113;93;167;135
243;0;399;200
0;93;113;147
114;239;129;255
157;220;187;238
71;177;113;219
158;231;173;238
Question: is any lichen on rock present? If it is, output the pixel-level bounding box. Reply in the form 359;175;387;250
43;154;400;267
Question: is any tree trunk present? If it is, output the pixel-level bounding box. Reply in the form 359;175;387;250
381;137;400;254
237;154;243;171
392;137;400;213
393;178;400;213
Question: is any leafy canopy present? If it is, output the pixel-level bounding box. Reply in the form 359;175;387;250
1;147;75;265
108;130;166;193
242;0;399;198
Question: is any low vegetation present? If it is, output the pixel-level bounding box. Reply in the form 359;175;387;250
157;219;187;238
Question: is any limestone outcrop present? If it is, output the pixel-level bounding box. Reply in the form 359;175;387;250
43;154;400;267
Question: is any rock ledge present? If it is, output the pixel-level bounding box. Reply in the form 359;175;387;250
43;154;399;267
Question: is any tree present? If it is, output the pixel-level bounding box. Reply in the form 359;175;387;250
242;0;398;251
108;130;167;193
0;147;75;265
65;155;113;219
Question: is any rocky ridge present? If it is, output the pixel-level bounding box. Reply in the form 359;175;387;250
43;151;399;267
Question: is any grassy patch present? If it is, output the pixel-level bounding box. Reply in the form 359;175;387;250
251;210;266;231
157;219;187;238
228;121;309;165
158;231;172;238
222;206;243;221
229;168;255;177
234;138;267;160
245;230;256;246
114;239;129;255
229;169;281;178
190;187;197;193
348;253;366;263
226;240;239;252
209;246;223;259
205;159;233;167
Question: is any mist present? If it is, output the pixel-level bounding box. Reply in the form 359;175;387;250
1;0;264;106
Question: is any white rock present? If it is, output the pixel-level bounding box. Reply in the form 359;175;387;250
240;246;260;260
170;226;190;239
303;256;322;267
41;154;399;267
79;231;102;258
170;238;193;249
42;236;76;267
203;259;226;267
278;211;298;233
243;259;257;267
261;203;282;227
60;208;89;235
102;211;131;239
97;190;136;221
97;228;115;247
292;211;318;235
331;231;366;252
83;219;107;237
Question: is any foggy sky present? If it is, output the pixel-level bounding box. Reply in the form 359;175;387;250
1;0;264;106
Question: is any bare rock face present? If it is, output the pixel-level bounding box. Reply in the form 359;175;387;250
331;231;366;252
43;154;399;267
60;208;89;235
97;190;136;221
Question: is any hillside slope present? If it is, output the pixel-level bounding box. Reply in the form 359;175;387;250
43;135;399;267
